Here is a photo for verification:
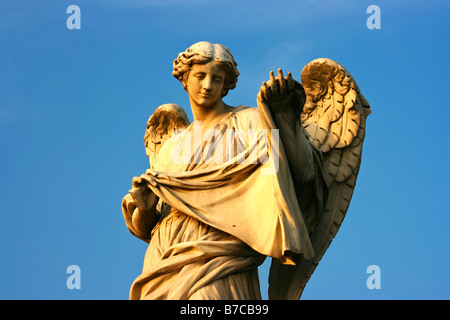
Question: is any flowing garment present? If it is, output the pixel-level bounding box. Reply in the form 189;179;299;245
122;105;326;300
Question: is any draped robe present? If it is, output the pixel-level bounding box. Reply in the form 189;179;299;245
122;104;326;300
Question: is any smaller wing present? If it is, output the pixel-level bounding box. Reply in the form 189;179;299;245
144;103;190;169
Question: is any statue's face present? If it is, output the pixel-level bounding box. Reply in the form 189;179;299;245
186;61;226;109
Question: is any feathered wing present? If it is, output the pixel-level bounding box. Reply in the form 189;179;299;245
268;58;371;299
144;103;190;169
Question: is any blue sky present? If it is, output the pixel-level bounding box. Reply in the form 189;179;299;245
0;0;449;300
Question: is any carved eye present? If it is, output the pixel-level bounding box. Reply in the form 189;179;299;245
213;77;223;84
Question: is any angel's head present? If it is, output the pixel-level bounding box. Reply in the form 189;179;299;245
173;41;240;98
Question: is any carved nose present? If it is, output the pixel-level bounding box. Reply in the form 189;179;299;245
202;78;212;91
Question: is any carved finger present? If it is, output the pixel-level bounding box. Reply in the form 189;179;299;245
132;176;143;188
147;176;157;187
145;191;159;210
287;72;294;91
269;71;279;95
278;69;285;95
262;81;271;100
129;187;146;211
269;70;276;82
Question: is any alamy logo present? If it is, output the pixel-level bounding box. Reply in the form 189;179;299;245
66;5;81;30
366;265;381;290
66;265;81;290
366;5;381;30
166;121;280;175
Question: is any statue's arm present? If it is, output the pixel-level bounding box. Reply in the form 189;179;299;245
122;180;159;242
261;69;315;186
272;112;315;186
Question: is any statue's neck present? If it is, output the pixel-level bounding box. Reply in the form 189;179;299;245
190;100;230;128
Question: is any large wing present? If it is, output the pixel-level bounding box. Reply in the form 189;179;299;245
269;58;371;299
144;103;190;169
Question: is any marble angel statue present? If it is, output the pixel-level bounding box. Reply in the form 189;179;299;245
121;41;371;300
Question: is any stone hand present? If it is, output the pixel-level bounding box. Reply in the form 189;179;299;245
129;177;158;213
260;69;296;115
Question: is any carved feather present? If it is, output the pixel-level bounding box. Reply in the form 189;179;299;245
144;103;190;169
300;58;365;152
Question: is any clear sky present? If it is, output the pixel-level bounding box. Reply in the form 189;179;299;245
0;0;449;300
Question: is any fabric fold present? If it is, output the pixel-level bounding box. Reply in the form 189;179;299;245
124;106;324;299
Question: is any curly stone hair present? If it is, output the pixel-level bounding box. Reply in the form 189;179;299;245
172;41;240;97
